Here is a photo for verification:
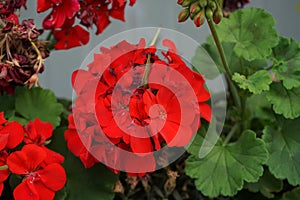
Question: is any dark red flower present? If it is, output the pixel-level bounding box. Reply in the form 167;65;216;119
7;144;66;200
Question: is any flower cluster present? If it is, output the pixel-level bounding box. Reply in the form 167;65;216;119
0;18;49;94
0;113;66;200
66;38;211;171
177;0;223;27
37;0;136;49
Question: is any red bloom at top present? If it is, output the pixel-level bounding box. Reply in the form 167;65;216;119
42;0;80;29
7;144;66;200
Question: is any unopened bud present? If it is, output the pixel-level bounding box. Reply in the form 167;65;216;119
199;0;207;8
178;9;190;22
208;1;217;11
190;2;201;15
177;0;184;5
205;7;213;19
193;11;205;27
182;0;192;7
213;9;223;24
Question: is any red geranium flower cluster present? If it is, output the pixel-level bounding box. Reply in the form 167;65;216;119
0;0;27;18
66;38;211;171
37;0;136;49
0;112;66;200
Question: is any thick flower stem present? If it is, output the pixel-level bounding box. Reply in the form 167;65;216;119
206;18;241;110
141;28;161;87
223;123;239;146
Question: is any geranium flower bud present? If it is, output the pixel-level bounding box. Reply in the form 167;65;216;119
190;2;201;17
205;7;214;19
208;1;217;11
178;9;190;22
199;0;208;8
213;8;223;24
193;10;205;27
177;0;184;5
182;0;192;7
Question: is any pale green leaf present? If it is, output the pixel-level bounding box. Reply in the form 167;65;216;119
186;130;268;198
263;118;300;186
266;83;300;119
216;8;278;61
232;70;272;94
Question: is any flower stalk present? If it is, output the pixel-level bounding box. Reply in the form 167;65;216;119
141;28;161;87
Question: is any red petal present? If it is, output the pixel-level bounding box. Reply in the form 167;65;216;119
33;181;55;200
0;133;8;151
7;144;46;174
1;122;24;149
39;163;66;191
95;13;111;35
0;112;7;125
110;4;126;21
71;69;94;94
41;146;64;165
13;181;39;200
199;103;212;122
0;183;3;196
129;0;136;6
37;0;52;12
53;25;90;50
162;39;177;53
130;136;153;153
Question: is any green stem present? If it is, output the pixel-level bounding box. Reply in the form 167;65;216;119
206;17;241;110
0;165;8;170
141;28;161;87
223;123;239;146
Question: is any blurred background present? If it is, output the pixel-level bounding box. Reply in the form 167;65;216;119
21;0;300;98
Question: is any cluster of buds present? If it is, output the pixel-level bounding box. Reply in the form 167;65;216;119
0;18;49;94
177;0;223;27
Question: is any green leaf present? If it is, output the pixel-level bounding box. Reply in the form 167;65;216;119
15;87;63;128
199;37;267;78
245;168;283;198
271;37;300;89
232;70;272;94
49;127;118;200
282;188;300;200
263;118;300;186
247;94;274;121
0;94;15;118
216;8;278;61
186;130;268;198
266;83;300;119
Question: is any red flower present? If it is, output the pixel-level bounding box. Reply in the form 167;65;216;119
23;118;64;165
0;118;24;151
0;152;9;196
42;0;80;29
53;17;90;50
7;144;66;200
67;38;211;172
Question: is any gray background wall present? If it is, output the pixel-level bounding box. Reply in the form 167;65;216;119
21;0;300;98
